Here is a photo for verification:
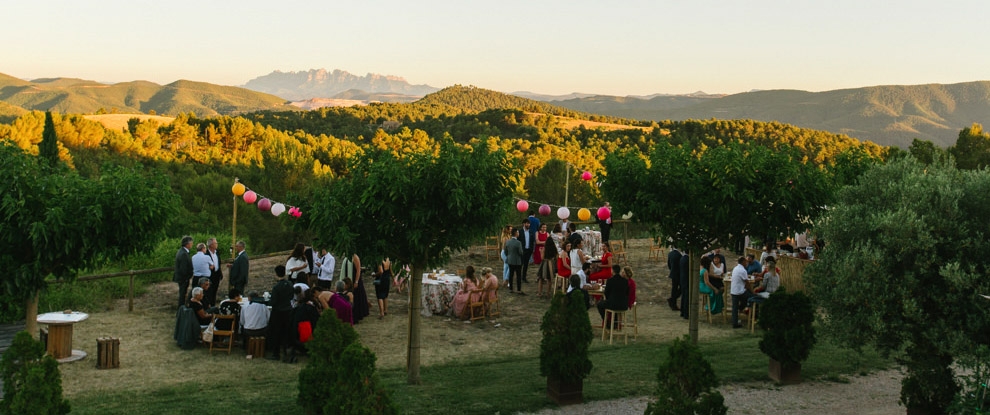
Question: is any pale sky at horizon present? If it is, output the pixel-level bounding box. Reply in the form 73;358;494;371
2;0;989;96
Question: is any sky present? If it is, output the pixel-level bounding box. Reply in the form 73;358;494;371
2;0;989;96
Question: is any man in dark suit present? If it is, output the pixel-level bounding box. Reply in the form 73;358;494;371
206;238;223;307
667;247;683;311
598;202;612;246
229;240;249;295
504;228;525;294
518;219;534;283
173;236;194;307
679;252;690;319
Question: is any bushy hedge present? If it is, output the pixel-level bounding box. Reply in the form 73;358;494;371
298;310;396;415
645;336;726;415
757;289;816;366
0;331;70;415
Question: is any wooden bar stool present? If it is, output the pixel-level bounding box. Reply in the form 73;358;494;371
628;302;639;341
749;301;759;333
601;309;628;345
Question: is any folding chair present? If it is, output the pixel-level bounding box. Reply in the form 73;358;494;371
209;314;236;355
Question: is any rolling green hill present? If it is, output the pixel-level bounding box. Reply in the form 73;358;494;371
0;100;27;123
552;82;990;147
0;73;294;116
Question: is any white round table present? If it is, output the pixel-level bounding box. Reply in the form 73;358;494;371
37;312;89;363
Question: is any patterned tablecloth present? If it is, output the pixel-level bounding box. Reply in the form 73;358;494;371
550;229;604;258
421;274;462;317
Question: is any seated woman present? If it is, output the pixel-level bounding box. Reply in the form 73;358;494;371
481;267;500;303
216;288;242;331
189;287;213;327
623;267;636;309
698;256;724;314
588;244;613;281
291;288;321;356
452;266;480;320
328;280;354;325
751;257;782;302
557;241;573;280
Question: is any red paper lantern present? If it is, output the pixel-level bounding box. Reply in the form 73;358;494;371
242;191;257;204
516;200;529;212
539;204;551;216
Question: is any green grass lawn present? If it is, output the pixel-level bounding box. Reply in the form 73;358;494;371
67;335;890;415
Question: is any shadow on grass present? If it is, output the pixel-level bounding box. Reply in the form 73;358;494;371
68;336;890;415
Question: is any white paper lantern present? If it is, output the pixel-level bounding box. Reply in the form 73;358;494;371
271;203;286;217
556;206;570;220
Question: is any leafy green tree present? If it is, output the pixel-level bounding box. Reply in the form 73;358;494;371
302;138;519;383
950;123;990;170
644;336;726;415
0;331;70;415
0;144;177;334
909;138;949;165
805;157;990;414
39;111;58;168
524;158;601;210
602;142;832;343
539;291;593;382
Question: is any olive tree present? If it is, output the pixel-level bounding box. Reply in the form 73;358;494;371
303;138;519;383
806;157;990;413
602;142;831;343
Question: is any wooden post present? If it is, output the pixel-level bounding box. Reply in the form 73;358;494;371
564;163;570;208
406;262;424;384
128;273;135;312
26;291;38;340
622;221;628;250
232;183;238;260
689;251;700;345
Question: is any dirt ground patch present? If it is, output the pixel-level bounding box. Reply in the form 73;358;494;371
58;239;747;397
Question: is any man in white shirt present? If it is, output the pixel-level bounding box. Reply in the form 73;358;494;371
566;262;597;293
315;248;336;289
191;243;212;284
730;257;754;329
240;291;270;350
206;238;223;307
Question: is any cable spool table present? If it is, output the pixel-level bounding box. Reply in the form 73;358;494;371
37;312;89;363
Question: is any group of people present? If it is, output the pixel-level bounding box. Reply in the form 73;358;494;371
449;266;501;320
666;247;781;328
173;235;250;312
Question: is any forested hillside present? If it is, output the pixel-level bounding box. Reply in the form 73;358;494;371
0;72;294;116
551;81;990;148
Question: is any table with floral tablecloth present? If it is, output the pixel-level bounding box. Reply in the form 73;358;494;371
550;229;604;258
421;274;462;317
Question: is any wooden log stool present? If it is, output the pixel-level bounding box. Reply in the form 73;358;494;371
96;337;120;369
247;336;265;359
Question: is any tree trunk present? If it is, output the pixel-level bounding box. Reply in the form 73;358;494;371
406;263;424;384
26;291;38;339
688;251;700;345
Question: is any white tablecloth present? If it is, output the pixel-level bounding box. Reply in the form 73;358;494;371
550;229;604;258
421;274;462;317
37;312;89;325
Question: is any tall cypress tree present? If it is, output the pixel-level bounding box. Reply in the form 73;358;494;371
39;111;59;168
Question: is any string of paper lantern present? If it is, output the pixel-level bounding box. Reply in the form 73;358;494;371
511;197;615;221
231;181;302;219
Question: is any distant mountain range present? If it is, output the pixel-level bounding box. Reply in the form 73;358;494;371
0;72;292;116
543;82;990;148
242;69;439;101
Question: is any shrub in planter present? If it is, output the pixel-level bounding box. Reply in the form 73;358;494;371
540;291;594;405
757;289;816;384
0;331;70;415
299;311;397;415
645;336;726;415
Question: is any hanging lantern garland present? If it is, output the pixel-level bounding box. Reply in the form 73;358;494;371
231;181;302;219
514;197;616;222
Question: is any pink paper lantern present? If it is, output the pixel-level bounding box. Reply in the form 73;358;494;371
581;171;592;181
597;206;610;220
257;198;271;211
516;200;529;212
539;204;551;216
242;191;257;204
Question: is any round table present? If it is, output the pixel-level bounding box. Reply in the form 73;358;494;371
421;274;462;317
37;312;89;363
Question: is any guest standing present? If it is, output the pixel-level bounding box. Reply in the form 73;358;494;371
667;247;683;311
598;202;612;246
339;253;369;323
518;219;534;283
536;234;558;298
229;241;249;294
267;265;294;363
191;242;211;303
730;257;754;329
315;248;335;290
533;223;548;265
504;228;524;294
374;258;393;319
206;238;223;308
173;236;194;308
500;225;513;287
286;243;309;284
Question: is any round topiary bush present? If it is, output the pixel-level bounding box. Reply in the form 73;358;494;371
645;336;726;415
0;331;70;415
540;291;594;381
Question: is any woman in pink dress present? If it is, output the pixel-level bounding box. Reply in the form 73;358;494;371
453;266;479;319
481;267;500;302
533;223;548;264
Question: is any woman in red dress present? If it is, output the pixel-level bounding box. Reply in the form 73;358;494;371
533;223;548;264
589;243;613;281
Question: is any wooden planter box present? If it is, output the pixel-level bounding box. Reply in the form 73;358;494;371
906;408;934;415
768;358;801;384
547;377;583;405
